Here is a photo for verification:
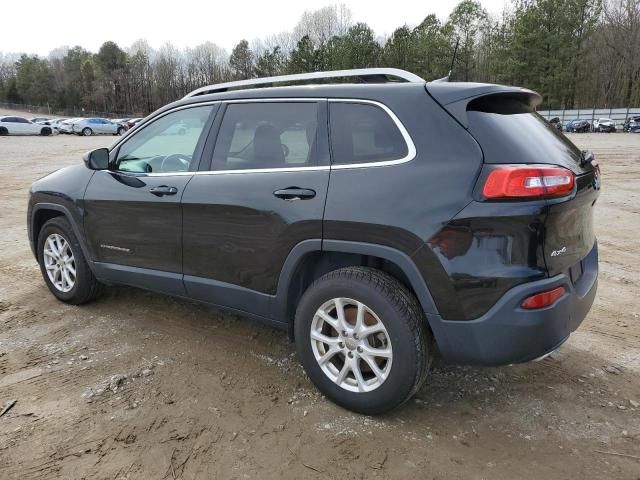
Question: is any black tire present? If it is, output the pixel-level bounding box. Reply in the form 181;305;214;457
40;127;51;136
37;217;101;304
0;127;8;135
294;267;433;415
117;127;126;136
82;127;92;136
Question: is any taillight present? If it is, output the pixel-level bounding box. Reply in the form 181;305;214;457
521;286;566;309
482;165;575;199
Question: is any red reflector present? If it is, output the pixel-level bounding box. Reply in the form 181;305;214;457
483;165;575;199
521;286;566;310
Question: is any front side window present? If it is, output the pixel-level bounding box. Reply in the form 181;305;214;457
115;105;213;174
212;102;319;171
329;102;408;165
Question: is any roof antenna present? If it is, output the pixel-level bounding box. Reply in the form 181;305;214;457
433;37;460;83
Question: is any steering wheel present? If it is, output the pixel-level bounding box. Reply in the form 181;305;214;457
160;154;191;172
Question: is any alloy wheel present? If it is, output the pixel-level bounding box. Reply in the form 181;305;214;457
310;297;392;393
43;233;76;293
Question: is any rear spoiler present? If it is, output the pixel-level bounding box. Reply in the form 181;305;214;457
425;82;542;128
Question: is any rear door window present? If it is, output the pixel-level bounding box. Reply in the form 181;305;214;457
329;102;408;165
211;102;320;171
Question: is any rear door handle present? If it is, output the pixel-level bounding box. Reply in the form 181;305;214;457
150;185;178;196
273;187;316;201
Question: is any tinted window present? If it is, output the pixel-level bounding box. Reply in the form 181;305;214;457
329;103;408;165
212;102;319;171
16;117;30;123
466;94;586;173
116;105;213;174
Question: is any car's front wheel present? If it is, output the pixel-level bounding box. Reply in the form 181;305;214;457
82;127;92;136
295;267;433;414
37;217;101;304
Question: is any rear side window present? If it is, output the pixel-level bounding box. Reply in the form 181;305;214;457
329;102;408;165
212;102;319;171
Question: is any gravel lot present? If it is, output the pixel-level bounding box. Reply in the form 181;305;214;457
0;123;639;479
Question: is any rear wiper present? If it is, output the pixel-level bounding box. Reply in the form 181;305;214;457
580;150;594;167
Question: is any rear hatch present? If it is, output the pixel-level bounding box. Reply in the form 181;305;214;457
428;84;600;276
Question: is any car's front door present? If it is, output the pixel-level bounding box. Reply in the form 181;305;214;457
181;100;330;319
83;104;217;295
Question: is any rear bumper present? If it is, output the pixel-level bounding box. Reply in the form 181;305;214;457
428;242;598;366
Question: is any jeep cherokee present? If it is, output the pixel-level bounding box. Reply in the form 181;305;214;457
27;68;600;414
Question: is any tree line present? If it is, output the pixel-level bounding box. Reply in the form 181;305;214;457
0;0;638;116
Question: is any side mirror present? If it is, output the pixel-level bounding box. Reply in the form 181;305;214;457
83;148;110;170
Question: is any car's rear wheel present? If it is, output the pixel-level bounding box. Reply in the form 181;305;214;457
0;127;8;135
37;217;101;304
117;127;125;136
82;127;92;136
294;267;432;414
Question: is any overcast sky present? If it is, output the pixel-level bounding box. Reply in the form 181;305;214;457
3;0;509;56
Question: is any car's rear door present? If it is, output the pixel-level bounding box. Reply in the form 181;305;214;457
83;104;218;295
181;100;330;320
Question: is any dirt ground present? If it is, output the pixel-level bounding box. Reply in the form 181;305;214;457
0;116;639;479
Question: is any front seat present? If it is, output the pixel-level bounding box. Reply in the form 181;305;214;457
253;124;285;167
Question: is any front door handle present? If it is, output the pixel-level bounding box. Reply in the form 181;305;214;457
150;185;178;196
273;187;316;201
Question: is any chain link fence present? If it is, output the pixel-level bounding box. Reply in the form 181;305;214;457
0;102;142;120
538;107;640;128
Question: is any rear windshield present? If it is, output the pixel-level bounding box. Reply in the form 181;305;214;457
466;94;585;173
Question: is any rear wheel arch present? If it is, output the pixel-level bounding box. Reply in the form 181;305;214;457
277;240;439;336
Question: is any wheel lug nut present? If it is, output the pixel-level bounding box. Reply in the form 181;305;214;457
353;334;359;340
347;352;354;358
357;346;363;353
342;330;348;337
338;342;345;348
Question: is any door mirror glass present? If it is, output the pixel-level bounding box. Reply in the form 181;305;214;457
83;148;110;170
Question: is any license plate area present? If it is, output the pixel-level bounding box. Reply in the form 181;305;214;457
569;260;584;284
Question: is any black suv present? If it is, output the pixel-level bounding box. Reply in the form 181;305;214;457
27;69;600;414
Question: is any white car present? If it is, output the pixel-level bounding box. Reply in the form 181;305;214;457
58;118;83;134
0;116;54;136
593;118;616;133
72;118;127;136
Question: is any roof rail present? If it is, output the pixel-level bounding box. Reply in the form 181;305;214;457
183;68;425;98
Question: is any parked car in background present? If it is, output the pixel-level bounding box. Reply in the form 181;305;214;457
126;117;144;129
630;120;640;133
623;116;640;132
34;118;61;135
72;118;127;136
569;119;590;133
548;117;562;131
0;116;54;135
593;118;616;132
47;118;69;133
59;118;82;134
